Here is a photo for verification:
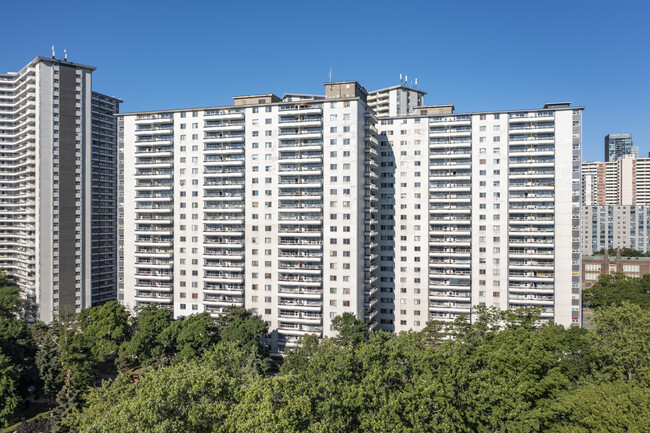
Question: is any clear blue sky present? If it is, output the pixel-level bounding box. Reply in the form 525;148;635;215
2;0;649;161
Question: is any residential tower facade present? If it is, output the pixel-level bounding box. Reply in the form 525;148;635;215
118;81;583;353
0;56;119;322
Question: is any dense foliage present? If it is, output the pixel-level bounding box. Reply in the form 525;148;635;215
68;306;649;433
583;272;650;309
0;267;649;432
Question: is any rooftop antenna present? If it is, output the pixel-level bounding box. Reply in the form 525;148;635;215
51;46;55;59
415;78;418;88
400;74;403;84
64;49;67;61
329;68;332;83
405;75;408;86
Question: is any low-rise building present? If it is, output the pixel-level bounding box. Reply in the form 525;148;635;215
582;249;650;290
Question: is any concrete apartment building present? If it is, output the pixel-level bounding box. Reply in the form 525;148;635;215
118;80;583;353
581;205;650;254
367;85;426;117
581;153;650;254
375;103;582;329
0;55;120;322
582;154;650;206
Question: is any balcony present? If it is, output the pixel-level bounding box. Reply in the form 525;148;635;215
204;132;245;143
203;110;244;120
278;311;323;323
203;121;245;132
278;105;323;115
278;323;323;335
278;129;322;140
277;117;322;128
278;275;321;287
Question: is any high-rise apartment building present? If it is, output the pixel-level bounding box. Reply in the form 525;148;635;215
119;81;583;353
582;155;650;206
375;103;582;329
0;55;119;322
581;205;650;254
367;85;426;117
581;154;650;254
605;133;637;162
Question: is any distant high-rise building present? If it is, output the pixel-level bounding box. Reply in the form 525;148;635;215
367;85;426;117
605;133;637;162
0;56;119;322
581;205;650;254
582;155;650;205
118;79;583;353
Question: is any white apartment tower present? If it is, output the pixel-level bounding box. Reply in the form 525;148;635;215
0;56;120;322
368;85;426;117
119;82;379;351
376;103;583;329
119;81;583;353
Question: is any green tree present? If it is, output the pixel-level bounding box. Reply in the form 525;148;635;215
547;381;650;432
51;311;95;393
590;302;650;383
0;315;35;368
279;333;320;375
584;273;650;309
157;312;218;362
0;285;23;318
74;344;256;433
331;312;367;347
0;350;20;428
52;370;80;433
224;376;312;433
0;270;32;321
0;314;38;401
77;301;130;363
217;307;269;366
35;330;63;405
117;305;172;369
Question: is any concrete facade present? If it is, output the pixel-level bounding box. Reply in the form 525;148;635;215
0;56;119;322
118;81;583;355
581;205;650;254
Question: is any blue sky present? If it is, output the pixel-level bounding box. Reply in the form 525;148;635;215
2;0;648;161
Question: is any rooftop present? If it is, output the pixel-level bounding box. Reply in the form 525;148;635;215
368;84;427;95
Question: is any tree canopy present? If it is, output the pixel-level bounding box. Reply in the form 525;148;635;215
584;273;650;309
1;264;649;432
61;304;650;432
